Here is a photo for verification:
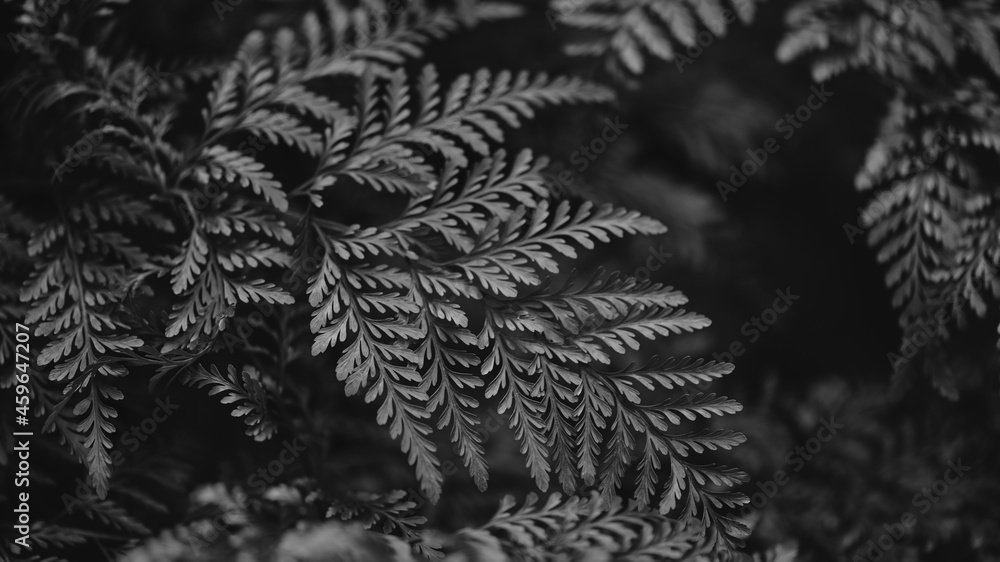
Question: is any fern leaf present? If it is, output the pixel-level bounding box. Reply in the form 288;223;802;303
558;0;760;81
185;364;278;441
308;246;443;501
413;286;490;490
474;263;745;549
386;150;549;254
197;145;287;212
166;199;293;347
854;85;1000;371
778;0;1000;82
302;1;525;78
21;212;144;381
453;200;665;298
74;378;123;498
305;66;611;201
453;492;705;559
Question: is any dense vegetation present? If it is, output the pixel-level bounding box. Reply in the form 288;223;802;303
1;0;998;561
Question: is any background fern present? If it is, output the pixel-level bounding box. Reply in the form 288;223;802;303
778;0;1000;397
550;0;760;84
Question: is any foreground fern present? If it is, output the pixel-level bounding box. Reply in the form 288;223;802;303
1;0;749;559
779;0;1000;396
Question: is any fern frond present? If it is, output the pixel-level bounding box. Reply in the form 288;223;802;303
185;364;278;441
777;0;1000;82
327;490;428;543
303;66;612;203
21;203;152;381
453;200;665;298
18;525;89;552
413;283;490;490
452;492;706;560
321;150;549;265
76;497;151;536
14;187;171;495
555;0;760;81
74;376;124;499
301;1;524;78
476;264;745;549
197;145;288;211
778;0;1000;396
307;246;443;502
165;197;294;349
854;84;1000;375
1;3;757;559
